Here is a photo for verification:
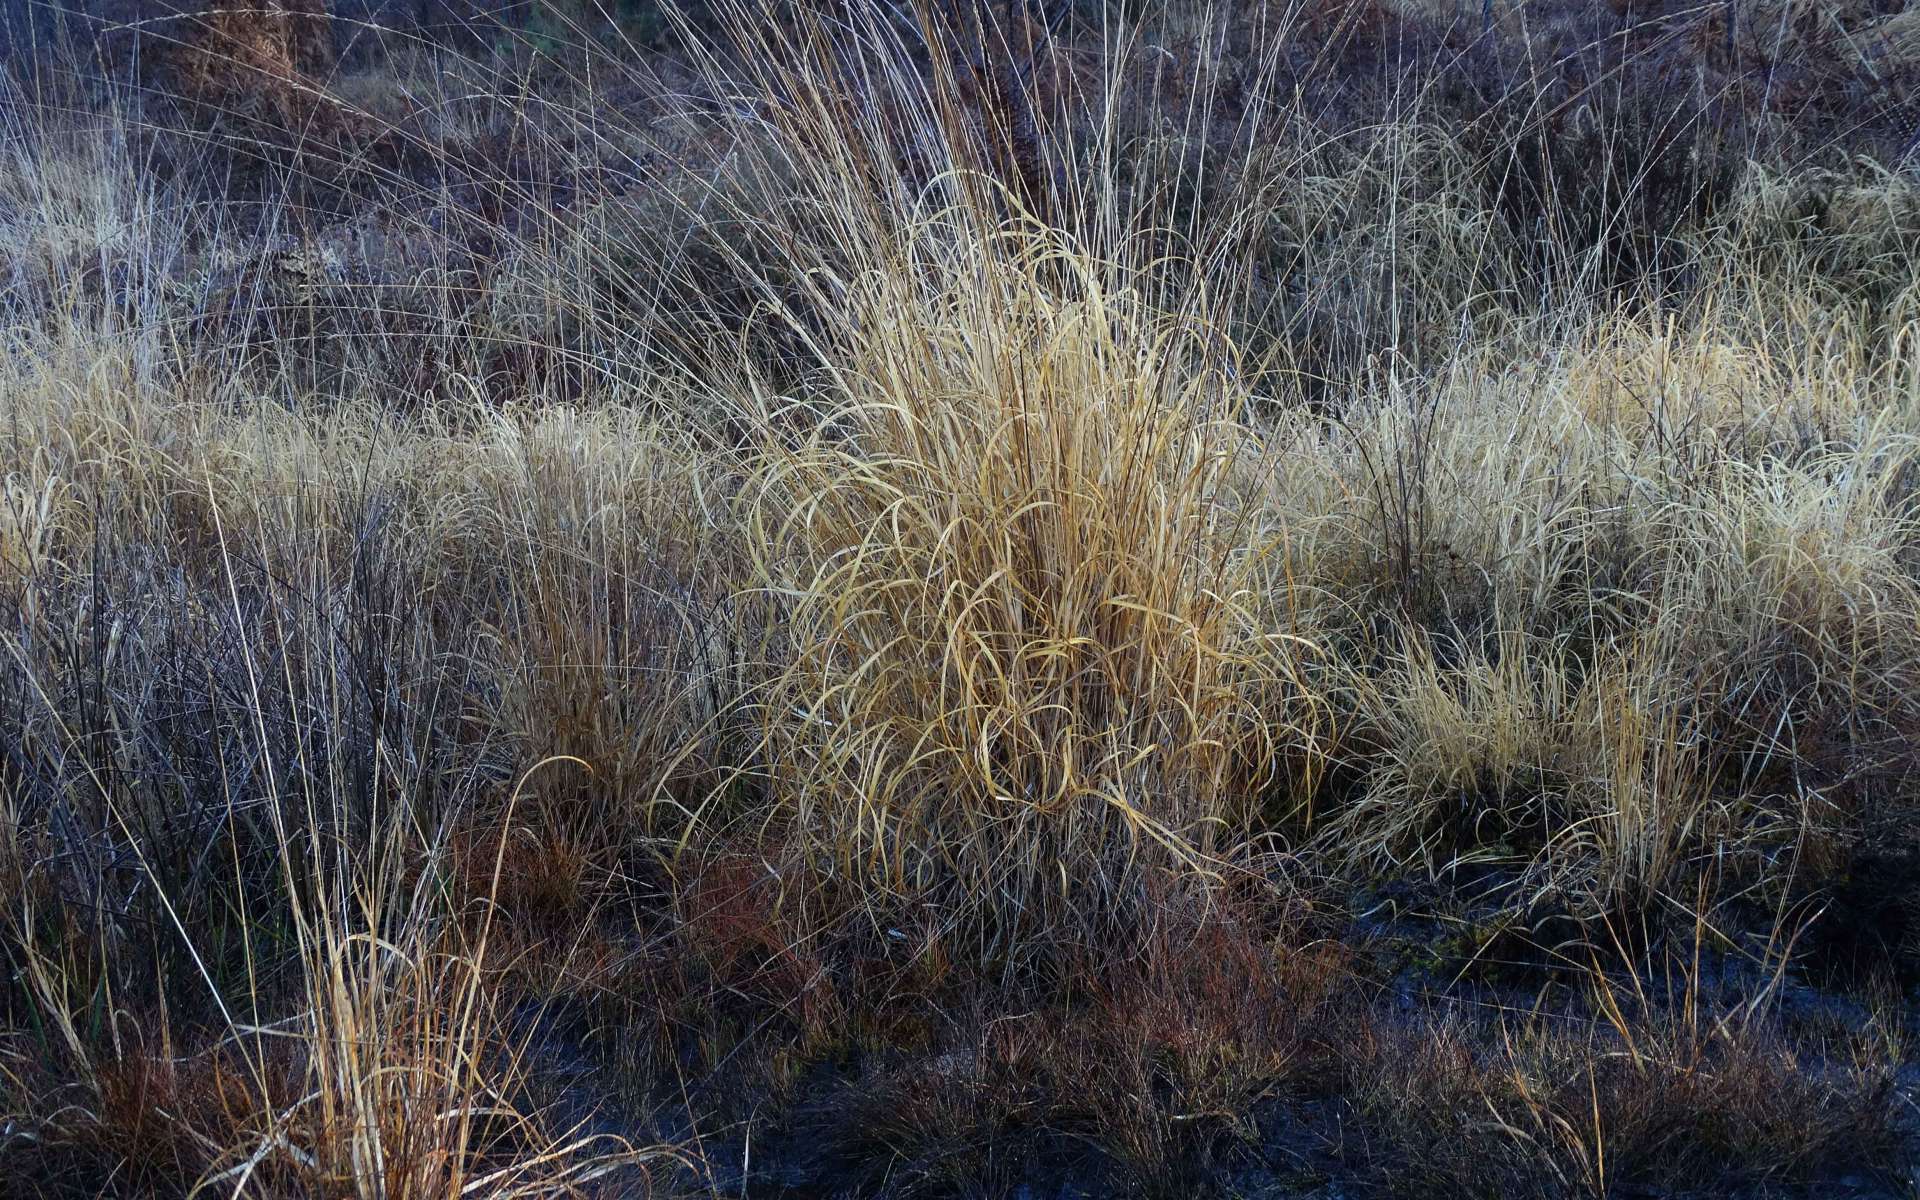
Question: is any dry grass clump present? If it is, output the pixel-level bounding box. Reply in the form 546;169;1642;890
425;403;750;827
0;101;156;307
1350;991;1902;1199
0;474;695;1195
723;223;1327;963
1327;636;1723;914
0;255;721;1199
3;767;663;1199
1252;304;1920;922
609;2;1337;965
1709;161;1920;338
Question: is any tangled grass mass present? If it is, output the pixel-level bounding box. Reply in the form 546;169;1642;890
4;0;1920;1195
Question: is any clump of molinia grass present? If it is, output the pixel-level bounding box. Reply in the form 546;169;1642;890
717;217;1326;967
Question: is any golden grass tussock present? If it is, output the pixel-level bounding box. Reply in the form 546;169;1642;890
728;223;1329;956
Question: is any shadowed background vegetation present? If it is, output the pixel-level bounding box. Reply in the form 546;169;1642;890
2;0;1919;1195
